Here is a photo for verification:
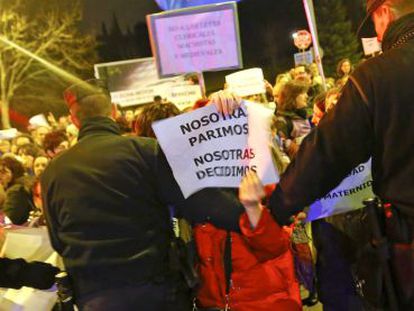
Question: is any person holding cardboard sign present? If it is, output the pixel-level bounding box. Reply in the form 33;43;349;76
192;171;301;311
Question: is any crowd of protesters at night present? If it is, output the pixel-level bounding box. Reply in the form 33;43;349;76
1;0;414;310
0;56;353;228
0;57;373;310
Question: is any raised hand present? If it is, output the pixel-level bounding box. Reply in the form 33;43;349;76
239;171;265;228
209;90;242;115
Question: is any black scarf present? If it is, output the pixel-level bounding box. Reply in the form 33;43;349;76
382;12;414;51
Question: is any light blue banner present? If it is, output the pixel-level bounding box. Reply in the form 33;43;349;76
306;159;374;222
154;0;241;11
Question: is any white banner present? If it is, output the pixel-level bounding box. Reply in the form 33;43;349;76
225;68;266;97
168;84;203;110
306;159;374;221
153;101;278;198
94;57;199;107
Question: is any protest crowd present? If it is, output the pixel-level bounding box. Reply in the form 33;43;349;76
0;0;414;310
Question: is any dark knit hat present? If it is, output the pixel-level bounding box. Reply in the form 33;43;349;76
63;79;110;109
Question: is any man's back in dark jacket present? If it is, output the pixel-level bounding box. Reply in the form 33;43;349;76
41;117;243;302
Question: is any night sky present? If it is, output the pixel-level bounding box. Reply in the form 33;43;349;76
82;0;161;34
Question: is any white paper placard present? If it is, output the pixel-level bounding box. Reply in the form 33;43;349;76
361;37;382;56
225;68;266;97
153;101;278;198
29;114;49;128
168;84;203;110
0;227;54;262
0;128;18;140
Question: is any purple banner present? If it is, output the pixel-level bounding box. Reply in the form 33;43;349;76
155;0;241;11
148;2;242;76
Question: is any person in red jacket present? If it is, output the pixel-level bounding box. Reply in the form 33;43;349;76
193;172;301;311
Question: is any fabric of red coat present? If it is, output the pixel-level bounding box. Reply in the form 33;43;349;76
194;208;301;311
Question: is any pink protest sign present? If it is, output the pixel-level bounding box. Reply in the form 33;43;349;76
147;3;243;77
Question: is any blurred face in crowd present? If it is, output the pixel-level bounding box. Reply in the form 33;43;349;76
17;149;34;171
33;156;49;178
125;110;134;123
34;126;50;147
296;92;309;109
58;116;69;129
309;63;319;77
341;61;351;76
0;140;11;154
294;66;306;79
47;140;69;158
294;66;311;84
16;136;31;147
326;93;340;112
12;136;31;154
0;165;12;188
56;141;69;154
66;124;78;143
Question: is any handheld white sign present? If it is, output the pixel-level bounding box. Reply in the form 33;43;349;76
153;101;278;198
29;114;49;128
0;128;18;140
306;159;374;221
168;85;203;110
361;37;382;56
94;57;202;107
225;68;266;97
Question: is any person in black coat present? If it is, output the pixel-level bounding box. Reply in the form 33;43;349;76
0;157;36;225
42;79;243;311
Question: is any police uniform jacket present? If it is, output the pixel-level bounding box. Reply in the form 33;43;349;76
270;13;414;225
41;116;243;298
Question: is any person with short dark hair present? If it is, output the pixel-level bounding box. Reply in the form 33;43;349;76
134;102;180;138
43;130;69;159
153;95;162;105
0;157;35;225
42;79;243;311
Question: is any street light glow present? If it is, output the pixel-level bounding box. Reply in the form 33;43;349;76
0;35;96;93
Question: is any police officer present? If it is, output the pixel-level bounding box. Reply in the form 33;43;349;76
42;79;243;311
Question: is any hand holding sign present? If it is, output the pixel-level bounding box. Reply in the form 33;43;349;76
153;101;278;198
209;89;241;115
